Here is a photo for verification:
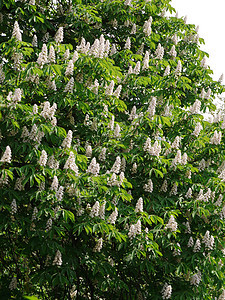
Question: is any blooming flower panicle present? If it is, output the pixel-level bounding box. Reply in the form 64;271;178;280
48;45;56;63
110;156;121;174
124;37;131;50
61;130;73;149
144;179;153;193
108;208;118;224
161;283;172;299
54;27;63;44
93;238;103;252
12;21;22;41
165;215;177;232
39;150;48;166
86;157;100;176
11;199;17;214
53;250;62;266
32;34;38;47
9;277;17;290
0;146;12;163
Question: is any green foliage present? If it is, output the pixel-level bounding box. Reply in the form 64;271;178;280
0;0;225;299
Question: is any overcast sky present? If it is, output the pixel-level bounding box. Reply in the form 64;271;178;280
171;0;225;82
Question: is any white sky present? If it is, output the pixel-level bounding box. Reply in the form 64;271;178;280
171;0;225;82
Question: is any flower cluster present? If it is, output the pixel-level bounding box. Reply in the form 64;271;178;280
161;283;172;299
165;216;178;232
128;220;141;239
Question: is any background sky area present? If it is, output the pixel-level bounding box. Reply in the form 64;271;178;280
171;0;225;82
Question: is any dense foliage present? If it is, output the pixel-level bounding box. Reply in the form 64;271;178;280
1;0;225;299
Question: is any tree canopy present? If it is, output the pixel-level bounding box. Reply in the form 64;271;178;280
0;0;225;299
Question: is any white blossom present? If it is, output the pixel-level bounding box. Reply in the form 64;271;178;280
190;100;201;114
64;152;79;175
192;122;203;137
173;243;181;256
39;150;47;166
124;37;131;50
85;145;92;157
110;44;117;56
131;162;137;174
11;199;17;214
93;238;103;252
190;272;201;286
201;56;207;69
165;215;177;232
218;73;224;84
170;182;178;196
205;88;211;100
0;64;5;83
53;250;62;266
144;179;153;193
185;187;192;199
56;186;64;201
168;45;177;58
128;220;142;238
108;208;118;225
181;153;188;165
160;180;168;192
184;221;191;234
37;44;48;66
113;85;122;98
171;136;181;149
131;23;136;34
51;176;59;191
9;277;17;290
32;207;38;221
175;60;182;76
99;201;106;219
193;239;201;252
72;50;79;63
64;49;70;60
108;115;115;130
32;34;38;47
161;283;172;299
171;150;181;167
110;156;121;174
90;201;100;218
65;60;74;76
202;230;214;251
48;155;59;169
105;80;115;96
187;236;194;247
114;123;121;138
142;51;149;70
12;21;22;41
147;97;157;117
62;130;72;148
46;218;52;232
199;159;206;171
64;77;74;93
218;289;225;300
135;197;143;213
86;157;100;176
120;157;126;173
172;34;178;45
163;65;170;76
99;147;106;161
210;130;222;145
0;146;12;163
129;106;137;121
54;27;64;44
143;17;152;36
155;43;164;60
215;194;223;207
